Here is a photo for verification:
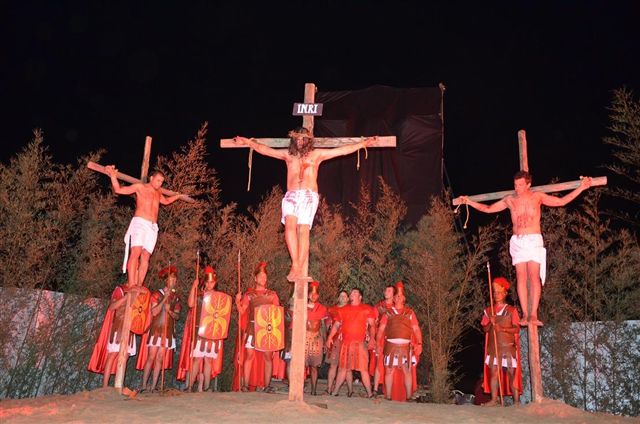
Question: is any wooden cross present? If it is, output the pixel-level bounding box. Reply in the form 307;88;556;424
87;136;193;393
452;129;606;403
221;83;396;402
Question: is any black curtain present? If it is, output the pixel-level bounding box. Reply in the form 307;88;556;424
315;85;443;226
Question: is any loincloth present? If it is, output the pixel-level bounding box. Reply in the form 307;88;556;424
509;234;546;285
281;190;320;228
122;217;159;273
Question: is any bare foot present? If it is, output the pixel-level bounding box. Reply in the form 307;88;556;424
519;316;529;326
482;399;500;407
530;316;544;326
286;266;300;282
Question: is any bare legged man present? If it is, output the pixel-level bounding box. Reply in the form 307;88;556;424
234;129;375;281
105;166;186;287
462;171;592;326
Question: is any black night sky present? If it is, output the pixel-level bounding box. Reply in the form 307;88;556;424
4;2;639;211
2;2;639;393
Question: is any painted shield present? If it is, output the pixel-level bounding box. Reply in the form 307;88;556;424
130;287;151;335
198;291;232;340
254;304;285;352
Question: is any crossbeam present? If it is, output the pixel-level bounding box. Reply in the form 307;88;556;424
452;176;607;206
87;161;196;203
220;136;396;149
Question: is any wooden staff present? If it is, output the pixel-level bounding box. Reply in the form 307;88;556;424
160;268;175;393
486;262;504;406
236;250;244;390
188;250;200;390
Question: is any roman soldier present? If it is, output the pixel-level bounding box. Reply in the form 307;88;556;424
136;266;181;392
234;262;284;393
177;265;228;392
304;281;329;395
481;277;522;406
371;285;395;394
88;280;146;388
376;281;422;401
324;289;350;395
326;287;376;398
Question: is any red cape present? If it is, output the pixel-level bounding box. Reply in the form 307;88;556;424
87;308;116;374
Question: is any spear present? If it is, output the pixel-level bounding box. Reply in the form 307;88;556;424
486;262;504;406
236;250;244;390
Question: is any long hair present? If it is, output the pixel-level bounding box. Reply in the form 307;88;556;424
287;126;314;157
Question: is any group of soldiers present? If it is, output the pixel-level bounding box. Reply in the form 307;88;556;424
87;257;424;401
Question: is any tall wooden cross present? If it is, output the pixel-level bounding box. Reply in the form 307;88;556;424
221;83;396;402
452;129;607;403
87;136;194;393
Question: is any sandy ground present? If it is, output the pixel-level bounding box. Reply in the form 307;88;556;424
1;385;635;424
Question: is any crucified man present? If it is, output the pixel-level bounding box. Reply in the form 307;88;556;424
461;171;592;326
105;165;187;287
234;127;376;281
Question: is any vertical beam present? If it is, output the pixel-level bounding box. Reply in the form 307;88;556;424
140;136;153;183
114;291;133;392
288;277;311;401
303;83;316;136
528;323;544;403
518;130;528;172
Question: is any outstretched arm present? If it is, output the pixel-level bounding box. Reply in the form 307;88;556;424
540;176;592;207
160;193;187;205
317;136;376;162
233;136;287;160
105;165;138;196
461;196;509;214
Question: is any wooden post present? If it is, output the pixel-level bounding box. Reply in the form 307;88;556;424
518;130;528;172
140;136;153;183
303;83;316;135
114;291;133;392
288;276;312;401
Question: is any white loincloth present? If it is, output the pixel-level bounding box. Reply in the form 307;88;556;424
509;234;546;285
281;190;320;228
107;332;137;355
122;217;159;273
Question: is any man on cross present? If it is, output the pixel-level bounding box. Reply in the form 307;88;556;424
105;165;186;287
234;128;375;281
461;171;592;326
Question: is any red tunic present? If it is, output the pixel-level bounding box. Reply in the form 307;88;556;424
335;303;375;343
136;289;181;371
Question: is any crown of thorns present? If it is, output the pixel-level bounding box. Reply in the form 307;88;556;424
288;130;314;140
